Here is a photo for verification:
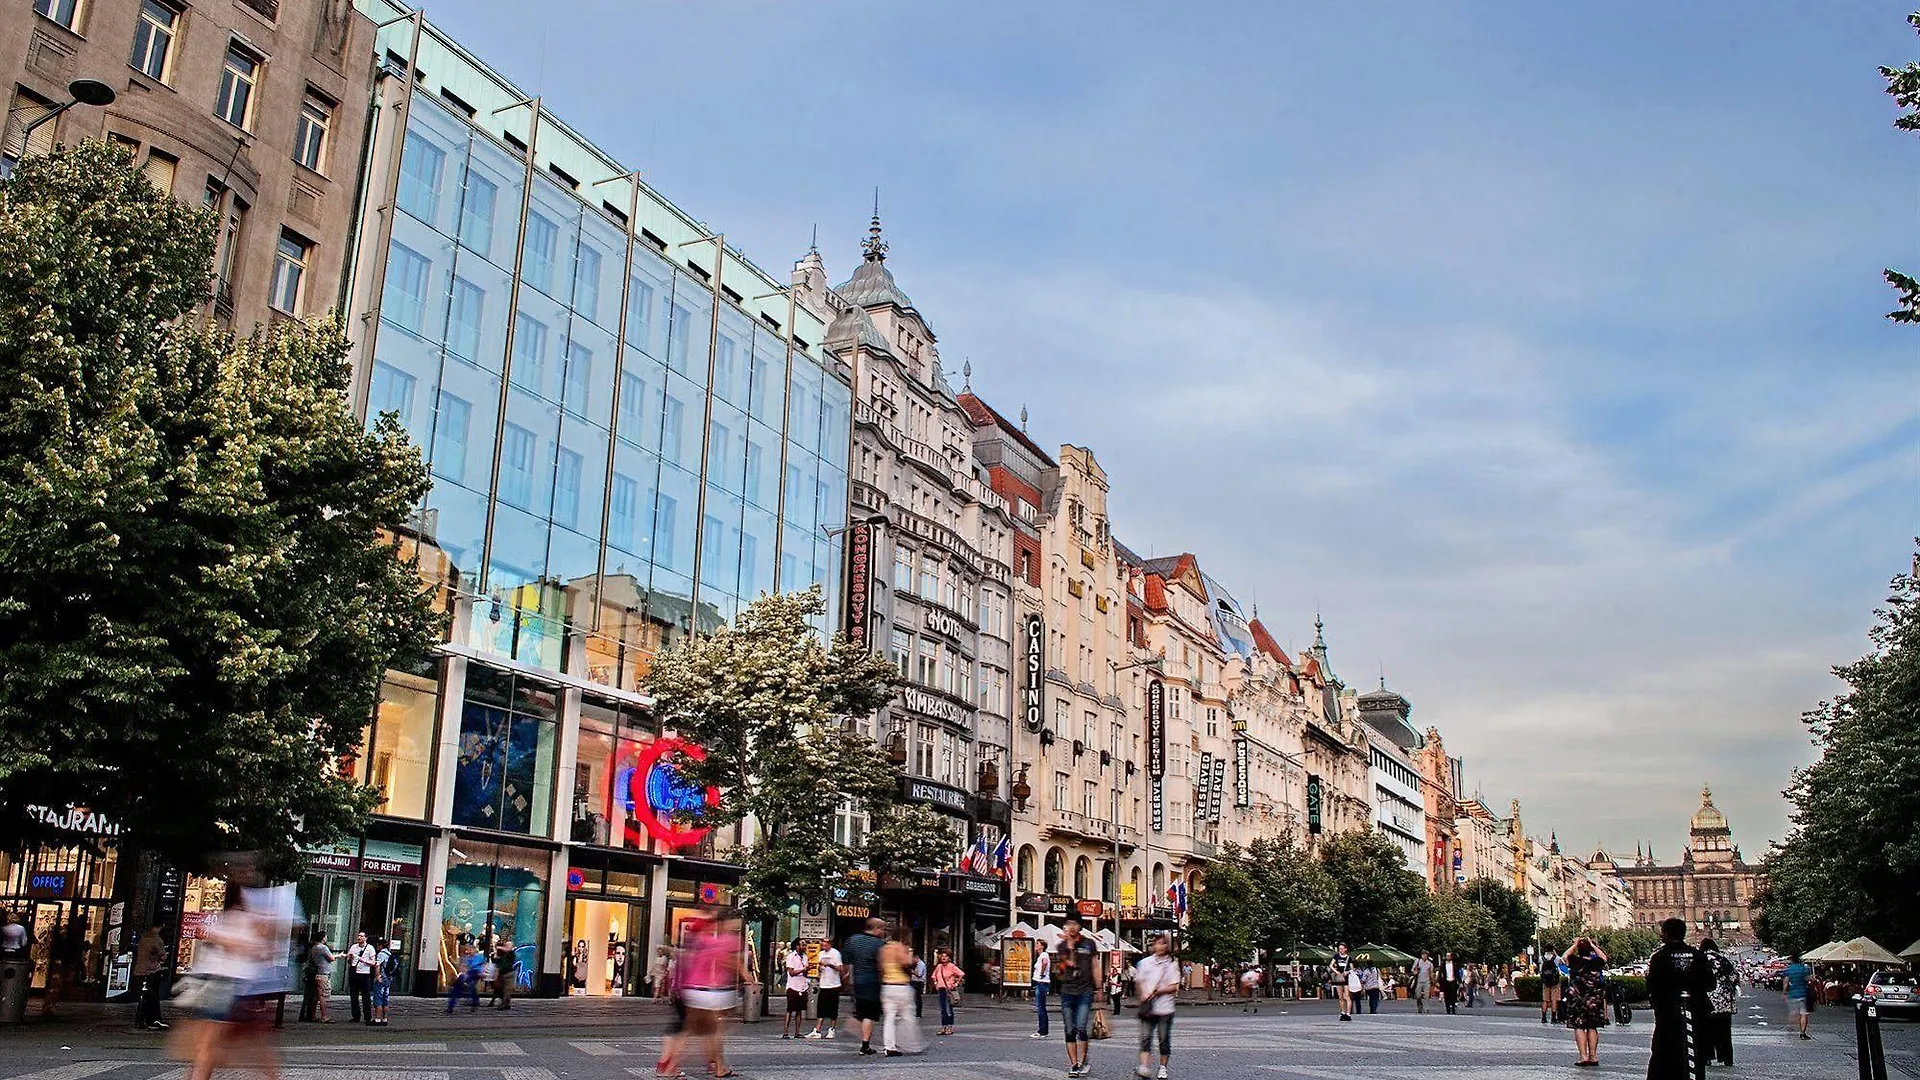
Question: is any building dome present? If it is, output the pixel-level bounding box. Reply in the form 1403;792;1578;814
1690;785;1728;832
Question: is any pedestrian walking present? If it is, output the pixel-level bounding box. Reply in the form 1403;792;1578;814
490;938;517;1009
843;917;889;1055
308;932;336;1023
1701;938;1737;1067
1031;941;1053;1039
372;940;398;1026
1132;934;1178;1080
1361;962;1382;1014
0;909;26;959
1782;953;1812;1040
930;947;964;1035
1560;937;1611;1067
182;864;294;1080
1462;962;1477;1008
985;956;1003;1002
1413;952;1433;1015
1332;943;1355;1020
1054;918;1100;1077
445;941;483;1013
879;927;923;1056
346;931;377;1025
909;951;926;1019
780;941;810;1039
806;940;846;1039
1539;949;1563;1024
1439;952;1461;1014
678;912;742;1078
133;926;171;1030
1645;919;1711;1080
44;913;88;1017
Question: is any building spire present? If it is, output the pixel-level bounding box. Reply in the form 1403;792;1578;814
1020;404;1028;431
808;222;818;255
962;359;972;392
862;187;888;263
1700;783;1713;806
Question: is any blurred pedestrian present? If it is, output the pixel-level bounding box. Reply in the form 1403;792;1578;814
490;937;517;1009
1133;934;1178;1080
1332;943;1355;1020
879;926;923;1056
184;859;294;1080
678;911;742;1078
984;956;1003;1002
1413;952;1433;1015
445;941;482;1013
843;917;888;1054
1463;963;1478;1008
930;947;964;1035
134;926;171;1030
1561;937;1611;1067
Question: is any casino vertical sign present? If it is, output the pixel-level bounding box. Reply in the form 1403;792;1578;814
845;520;875;649
1021;614;1046;733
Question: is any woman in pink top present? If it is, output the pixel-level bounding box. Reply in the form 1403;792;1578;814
930;949;966;1035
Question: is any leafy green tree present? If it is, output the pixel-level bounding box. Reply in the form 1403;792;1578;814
0;142;439;876
1755;554;1920;956
1422;890;1503;961
1317;828;1430;949
642;588;954;918
1460;876;1538;961
1186;842;1264;965
1882;13;1920;322
1247;832;1340;953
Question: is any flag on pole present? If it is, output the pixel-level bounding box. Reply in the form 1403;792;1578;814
992;836;1012;879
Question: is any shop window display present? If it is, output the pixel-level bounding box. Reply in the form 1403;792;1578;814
451;668;558;836
361;667;438;819
440;841;547;990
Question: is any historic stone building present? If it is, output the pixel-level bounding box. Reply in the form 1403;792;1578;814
1358;683;1426;874
1618;786;1761;944
793;215;1018;954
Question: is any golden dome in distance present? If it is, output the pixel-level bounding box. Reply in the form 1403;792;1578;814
1690;784;1728;832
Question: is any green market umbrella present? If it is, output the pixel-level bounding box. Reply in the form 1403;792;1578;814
1284;944;1334;963
1355;943;1415;966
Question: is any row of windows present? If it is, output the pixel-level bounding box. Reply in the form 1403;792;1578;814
35;0;336;173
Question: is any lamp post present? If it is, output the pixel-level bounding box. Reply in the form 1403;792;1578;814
5;79;116;173
1108;654;1164;939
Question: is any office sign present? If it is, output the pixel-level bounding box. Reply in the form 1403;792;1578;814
1234;737;1250;808
1146;679;1166;780
845;520;875;649
1021;614;1046;732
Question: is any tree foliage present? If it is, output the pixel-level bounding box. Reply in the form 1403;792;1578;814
1185;842;1265;965
1883;14;1920;322
1317;828;1431;950
642;588;951;918
1458;876;1539;961
0;142;439;876
1755;554;1920;956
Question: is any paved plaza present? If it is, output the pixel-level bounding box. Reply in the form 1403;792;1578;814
2;995;1913;1080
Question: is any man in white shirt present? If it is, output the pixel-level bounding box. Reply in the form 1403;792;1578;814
781;942;811;1039
346;931;379;1025
1031;946;1053;1038
806;942;846;1039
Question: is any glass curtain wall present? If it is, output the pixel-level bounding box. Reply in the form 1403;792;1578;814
366;91;851;689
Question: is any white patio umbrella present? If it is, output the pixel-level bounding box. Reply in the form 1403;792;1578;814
1819;936;1905;966
1899;939;1920;962
1093;928;1140;954
1801;941;1843;962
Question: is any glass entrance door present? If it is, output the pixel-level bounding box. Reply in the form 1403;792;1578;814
357;878;421;994
564;898;645;996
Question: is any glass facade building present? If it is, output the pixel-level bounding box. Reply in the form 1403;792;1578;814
329;1;851;996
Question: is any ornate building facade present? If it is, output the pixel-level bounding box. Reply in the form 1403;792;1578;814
1617;786;1761;945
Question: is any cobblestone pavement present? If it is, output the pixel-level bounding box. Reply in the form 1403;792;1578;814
2;994;1912;1080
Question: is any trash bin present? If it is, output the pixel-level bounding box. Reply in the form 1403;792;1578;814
741;982;763;1022
0;953;30;1024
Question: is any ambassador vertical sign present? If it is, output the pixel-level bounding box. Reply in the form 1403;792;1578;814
1146;678;1166;781
1022;614;1045;732
845;521;875;649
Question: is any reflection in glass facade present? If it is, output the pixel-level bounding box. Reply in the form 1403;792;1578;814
367;91;851;687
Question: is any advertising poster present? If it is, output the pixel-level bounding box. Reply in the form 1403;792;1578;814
1002;937;1033;989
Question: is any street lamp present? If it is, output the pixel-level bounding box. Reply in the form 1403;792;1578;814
1106;654;1165;931
10;79;116;163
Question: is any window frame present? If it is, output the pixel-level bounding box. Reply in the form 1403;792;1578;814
292;91;333;174
268;229;312;315
129;0;179;82
215;40;263;132
34;0;83;33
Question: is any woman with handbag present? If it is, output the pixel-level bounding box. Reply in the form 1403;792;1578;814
929;949;965;1035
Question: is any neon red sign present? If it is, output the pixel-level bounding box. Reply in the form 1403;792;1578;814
623;738;720;849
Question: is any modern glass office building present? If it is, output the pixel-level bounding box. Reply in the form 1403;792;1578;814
329;1;850;996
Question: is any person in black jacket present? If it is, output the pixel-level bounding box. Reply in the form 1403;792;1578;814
1645;918;1712;1080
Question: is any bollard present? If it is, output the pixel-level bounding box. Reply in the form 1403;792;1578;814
1855;998;1888;1080
0;953;29;1024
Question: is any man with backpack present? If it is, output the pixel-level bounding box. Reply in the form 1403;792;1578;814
372;940;401;1026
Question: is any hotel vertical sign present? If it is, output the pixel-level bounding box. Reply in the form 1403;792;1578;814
1021;614;1046;733
845;520;875;650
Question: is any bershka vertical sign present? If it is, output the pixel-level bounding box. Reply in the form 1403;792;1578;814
845;521;875;649
1021;614;1046;732
1146;679;1166;781
1234;737;1250;808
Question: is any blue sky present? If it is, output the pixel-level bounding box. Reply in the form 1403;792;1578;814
429;1;1917;860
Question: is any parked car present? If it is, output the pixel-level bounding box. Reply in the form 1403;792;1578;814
1863;970;1919;1017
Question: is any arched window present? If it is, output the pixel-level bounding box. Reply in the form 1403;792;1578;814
1074;856;1092;899
1017;845;1037;892
1101;861;1116;903
1045;848;1065;894
1129;866;1143;894
1151;862;1166;899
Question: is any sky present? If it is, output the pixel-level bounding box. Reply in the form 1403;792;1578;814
427;1;1918;862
